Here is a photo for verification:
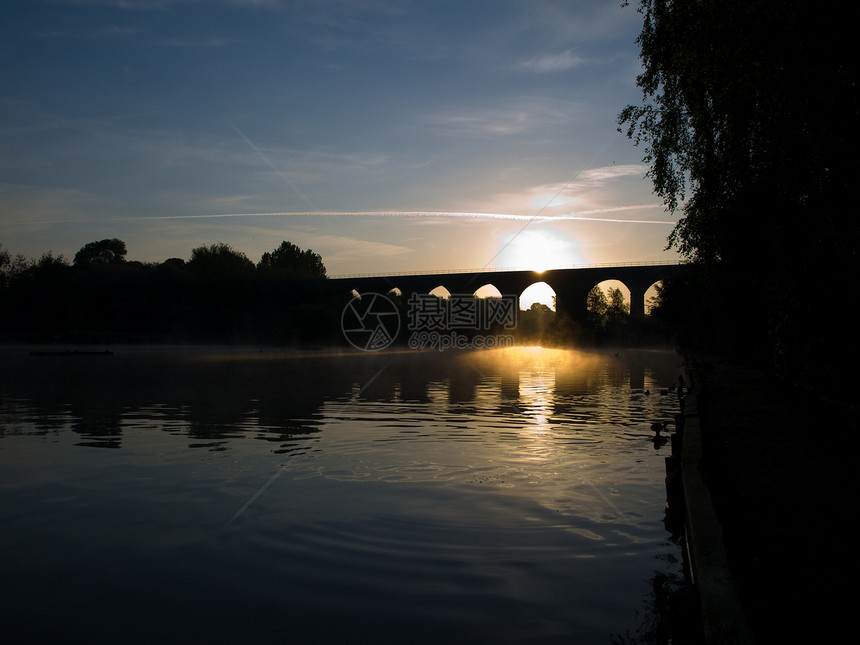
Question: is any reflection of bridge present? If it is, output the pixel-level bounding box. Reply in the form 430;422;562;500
331;262;684;319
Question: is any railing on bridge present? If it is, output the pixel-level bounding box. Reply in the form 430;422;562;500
330;260;683;280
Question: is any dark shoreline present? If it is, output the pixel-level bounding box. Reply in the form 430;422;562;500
685;358;859;644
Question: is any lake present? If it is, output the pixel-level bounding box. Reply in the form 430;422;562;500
0;345;686;644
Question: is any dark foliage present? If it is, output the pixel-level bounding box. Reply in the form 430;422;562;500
258;240;327;279
188;242;255;276
586;285;629;334
620;1;859;387
73;238;127;266
0;240;341;346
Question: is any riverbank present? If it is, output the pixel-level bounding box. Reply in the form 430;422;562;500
690;358;858;643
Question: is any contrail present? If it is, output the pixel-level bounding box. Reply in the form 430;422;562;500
85;204;670;224
25;206;673;227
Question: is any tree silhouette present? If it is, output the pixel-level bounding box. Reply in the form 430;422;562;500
587;284;608;322
188;242;254;276
258;241;327;279
619;1;859;384
0;245;25;288
618;1;856;267
587;285;628;331
73;239;127;266
606;287;629;319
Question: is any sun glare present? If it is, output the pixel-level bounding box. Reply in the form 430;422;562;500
496;228;581;272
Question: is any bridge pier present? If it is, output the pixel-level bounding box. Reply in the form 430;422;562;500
551;284;591;324
628;284;647;319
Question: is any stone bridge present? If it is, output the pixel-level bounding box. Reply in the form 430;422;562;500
331;263;683;320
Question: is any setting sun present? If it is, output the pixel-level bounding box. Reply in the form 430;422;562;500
495;228;582;273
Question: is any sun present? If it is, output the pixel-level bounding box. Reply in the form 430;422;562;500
496;228;581;272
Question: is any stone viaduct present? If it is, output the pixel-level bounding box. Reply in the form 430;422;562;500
331;263;683;320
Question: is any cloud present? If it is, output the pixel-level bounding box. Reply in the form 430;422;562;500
562;164;646;191
517;49;588;73
577;164;645;180
457;163;649;217
423;97;578;138
316;233;413;259
500;165;647;205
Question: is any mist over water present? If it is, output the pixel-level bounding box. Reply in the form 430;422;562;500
0;346;685;643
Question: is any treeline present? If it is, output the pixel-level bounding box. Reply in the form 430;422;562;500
515;285;669;348
1;238;671;348
0;239;343;345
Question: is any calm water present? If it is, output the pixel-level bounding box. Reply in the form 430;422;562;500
0;345;685;644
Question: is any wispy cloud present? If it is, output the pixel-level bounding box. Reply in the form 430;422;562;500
576;164;645;182
553;164;646;194
517;49;588;73
423;97;578;138
313;233;414;264
461;163;648;217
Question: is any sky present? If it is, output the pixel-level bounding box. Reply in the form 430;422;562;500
1;0;681;283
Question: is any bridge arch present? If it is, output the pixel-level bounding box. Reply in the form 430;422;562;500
583;278;666;318
587;279;631;314
644;281;662;315
520;281;556;311
474;283;503;299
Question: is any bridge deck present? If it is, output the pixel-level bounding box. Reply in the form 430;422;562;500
330;260;681;280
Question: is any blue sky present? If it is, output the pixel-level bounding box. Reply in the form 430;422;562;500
1;0;680;277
